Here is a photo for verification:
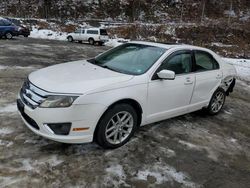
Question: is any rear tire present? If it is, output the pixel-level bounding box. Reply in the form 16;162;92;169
206;88;226;115
5;32;13;39
95;104;138;149
67;36;73;42
88;38;95;45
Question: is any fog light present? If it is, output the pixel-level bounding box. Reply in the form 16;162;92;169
47;123;71;135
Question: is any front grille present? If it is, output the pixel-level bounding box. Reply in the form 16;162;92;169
20;80;47;109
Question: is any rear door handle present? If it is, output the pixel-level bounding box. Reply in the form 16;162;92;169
184;77;193;85
184;81;193;85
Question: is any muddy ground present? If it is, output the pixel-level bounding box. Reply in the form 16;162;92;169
0;37;250;188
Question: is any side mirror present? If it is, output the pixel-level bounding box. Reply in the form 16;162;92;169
157;70;175;80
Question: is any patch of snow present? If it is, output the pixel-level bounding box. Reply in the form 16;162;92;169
0;65;36;70
158;146;176;158
211;42;234;48
20;159;33;171
0;127;14;135
0;104;17;114
230;138;237;143
0;65;6;70
136;164;199;187
106;164;125;177
30;28;67;41
240;15;250;21
223;110;233;115
178;140;199;149
0;176;23;187
105;38;129;47
46;155;64;167
224;10;236;17
178;139;218;161
223;58;250;82
104;164;128;187
0;140;13;147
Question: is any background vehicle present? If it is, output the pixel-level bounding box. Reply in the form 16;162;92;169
5;18;30;37
67;27;109;45
17;26;30;37
0;18;19;39
17;42;236;149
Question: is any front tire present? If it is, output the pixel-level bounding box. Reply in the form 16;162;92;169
5;32;13;39
206;88;226;115
88;38;95;45
96;104;138;149
67;36;73;42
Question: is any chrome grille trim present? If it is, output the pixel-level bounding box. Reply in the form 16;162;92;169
20;80;47;109
25;89;44;103
22;94;39;106
29;83;50;97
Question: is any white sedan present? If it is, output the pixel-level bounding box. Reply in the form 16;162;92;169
17;41;236;148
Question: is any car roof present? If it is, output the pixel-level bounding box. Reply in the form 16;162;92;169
81;27;105;30
129;41;211;52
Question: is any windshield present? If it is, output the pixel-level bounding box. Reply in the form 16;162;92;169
89;43;166;75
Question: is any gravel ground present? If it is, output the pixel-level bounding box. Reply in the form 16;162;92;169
0;37;250;188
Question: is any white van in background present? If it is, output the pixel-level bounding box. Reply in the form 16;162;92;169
67;28;109;45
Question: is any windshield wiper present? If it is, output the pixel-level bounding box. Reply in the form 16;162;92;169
88;59;127;74
87;58;99;64
100;65;125;74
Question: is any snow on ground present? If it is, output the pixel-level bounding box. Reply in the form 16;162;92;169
0;127;14;135
223;58;250;82
211;42;234;48
136;163;198;187
30;28;67;41
0;65;36;70
0;103;17;114
104;38;129;47
29;27;128;47
104;164;128;187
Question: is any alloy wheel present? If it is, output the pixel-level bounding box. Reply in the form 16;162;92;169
105;111;134;145
6;33;13;39
210;91;225;113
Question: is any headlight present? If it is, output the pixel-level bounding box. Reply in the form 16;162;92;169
40;96;78;108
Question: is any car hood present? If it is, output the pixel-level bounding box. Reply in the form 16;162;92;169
28;60;133;94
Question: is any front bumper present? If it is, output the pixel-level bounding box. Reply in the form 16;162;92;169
17;96;106;144
11;30;19;36
19;31;30;36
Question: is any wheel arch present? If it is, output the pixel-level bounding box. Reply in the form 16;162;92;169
93;98;143;141
88;37;94;41
4;30;13;35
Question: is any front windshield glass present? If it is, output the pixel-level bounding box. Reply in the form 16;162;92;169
89;43;166;75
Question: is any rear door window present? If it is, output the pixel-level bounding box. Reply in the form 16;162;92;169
0;20;11;26
194;51;219;71
87;30;99;34
74;29;81;33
